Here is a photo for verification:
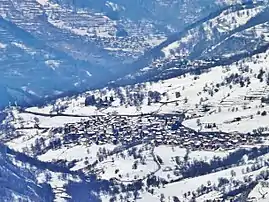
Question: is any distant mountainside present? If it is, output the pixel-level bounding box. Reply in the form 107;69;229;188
115;0;269;84
51;0;229;32
0;0;239;107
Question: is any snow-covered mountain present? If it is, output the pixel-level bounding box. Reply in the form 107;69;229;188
116;0;269;84
2;45;269;201
0;0;243;107
2;0;269;201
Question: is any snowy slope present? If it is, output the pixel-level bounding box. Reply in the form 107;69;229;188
20;47;269;135
1;1;269;201
0;146;54;202
2;46;269;201
0;0;250;107
116;1;269;85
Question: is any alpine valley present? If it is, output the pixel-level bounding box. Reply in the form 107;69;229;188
1;0;269;202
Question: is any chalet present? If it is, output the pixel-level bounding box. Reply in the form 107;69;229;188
163;166;172;172
261;96;269;104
